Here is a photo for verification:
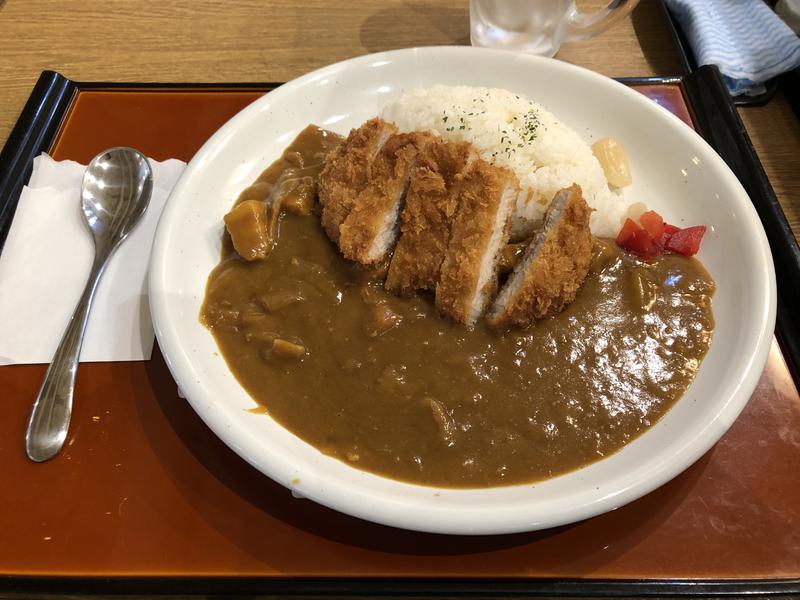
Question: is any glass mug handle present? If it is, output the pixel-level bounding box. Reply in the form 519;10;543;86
564;0;640;42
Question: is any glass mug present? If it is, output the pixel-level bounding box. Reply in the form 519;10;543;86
470;0;640;57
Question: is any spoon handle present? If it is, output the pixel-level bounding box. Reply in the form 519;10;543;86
25;254;109;462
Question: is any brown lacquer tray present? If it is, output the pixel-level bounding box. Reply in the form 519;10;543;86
0;71;799;597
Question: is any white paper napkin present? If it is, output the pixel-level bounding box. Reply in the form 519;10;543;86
0;154;186;365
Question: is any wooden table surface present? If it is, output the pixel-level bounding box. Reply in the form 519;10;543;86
0;0;798;238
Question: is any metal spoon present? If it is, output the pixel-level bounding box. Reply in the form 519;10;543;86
25;147;153;462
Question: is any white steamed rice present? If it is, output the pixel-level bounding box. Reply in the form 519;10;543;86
380;85;627;238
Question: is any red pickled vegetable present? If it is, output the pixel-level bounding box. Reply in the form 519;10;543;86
659;223;681;247
639;210;665;240
616;218;660;260
663;223;680;235
628;228;661;259
616;210;706;259
664;225;707;256
616;218;640;246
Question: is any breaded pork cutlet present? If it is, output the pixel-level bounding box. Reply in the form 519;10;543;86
318;118;397;244
338;131;435;265
435;160;519;327
487;184;593;329
385;140;477;295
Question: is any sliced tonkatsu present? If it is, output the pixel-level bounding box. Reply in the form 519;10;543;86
338;131;435;265
317;118;397;244
487;184;593;329
385;140;477;296
435;159;519;327
318;119;591;329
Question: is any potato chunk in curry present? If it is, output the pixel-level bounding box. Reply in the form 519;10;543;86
223;199;270;261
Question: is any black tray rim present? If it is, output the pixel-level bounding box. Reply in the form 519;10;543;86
3;575;800;597
0;70;799;596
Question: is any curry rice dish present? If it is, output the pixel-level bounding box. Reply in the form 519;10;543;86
202;115;715;488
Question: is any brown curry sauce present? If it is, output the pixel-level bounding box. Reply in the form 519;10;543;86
201;125;716;488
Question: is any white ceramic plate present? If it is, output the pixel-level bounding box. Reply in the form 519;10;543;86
150;46;776;535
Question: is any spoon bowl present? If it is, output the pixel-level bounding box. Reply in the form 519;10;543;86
25;147;153;462
81;149;153;254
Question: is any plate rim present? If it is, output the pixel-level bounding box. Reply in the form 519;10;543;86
149;45;777;535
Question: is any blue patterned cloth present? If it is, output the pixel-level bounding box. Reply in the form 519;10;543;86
665;0;800;96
